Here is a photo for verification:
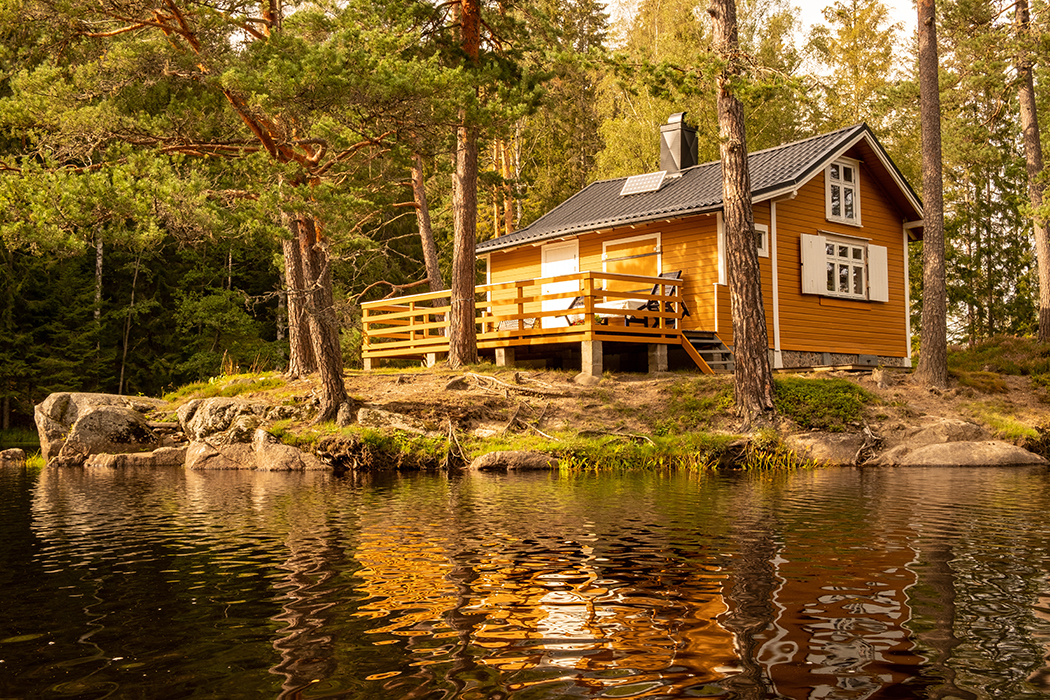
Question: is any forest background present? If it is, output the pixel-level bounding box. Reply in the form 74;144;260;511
0;0;1042;430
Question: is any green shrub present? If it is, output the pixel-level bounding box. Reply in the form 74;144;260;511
773;377;876;432
950;370;1007;394
948;335;1050;376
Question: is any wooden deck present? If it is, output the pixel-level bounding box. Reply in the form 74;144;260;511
361;271;717;374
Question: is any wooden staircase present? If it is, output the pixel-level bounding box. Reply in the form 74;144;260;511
681;331;735;374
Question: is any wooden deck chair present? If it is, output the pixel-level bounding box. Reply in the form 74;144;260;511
625;270;690;328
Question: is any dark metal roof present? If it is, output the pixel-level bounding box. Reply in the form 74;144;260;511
478;123;922;254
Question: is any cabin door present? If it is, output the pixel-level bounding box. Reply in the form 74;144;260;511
541;241;579;328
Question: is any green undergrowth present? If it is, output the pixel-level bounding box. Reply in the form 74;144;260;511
163;372;287;403
650;375;735;434
773;376;876;432
948;335;1050;376
25;452;45;470
950;370;1008;393
0;428;40;448
965;401;1039;441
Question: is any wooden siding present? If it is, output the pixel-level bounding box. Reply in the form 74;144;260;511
775;158;908;358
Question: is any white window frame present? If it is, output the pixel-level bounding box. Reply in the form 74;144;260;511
755;223;769;259
801;232;888;302
825;157;861;226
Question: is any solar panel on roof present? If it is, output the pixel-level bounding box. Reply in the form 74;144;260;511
620;170;666;196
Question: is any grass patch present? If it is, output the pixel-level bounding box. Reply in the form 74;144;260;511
774;376;876;432
555;431;737;471
966;401;1039;441
950;369;1008;394
948;335;1050;375
739;428;820;470
163;373;287;402
651;375;734;434
25;452;45;470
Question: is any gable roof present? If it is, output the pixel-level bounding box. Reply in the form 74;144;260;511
478;123;923;254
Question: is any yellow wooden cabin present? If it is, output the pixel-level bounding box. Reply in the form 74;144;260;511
361;116;923;375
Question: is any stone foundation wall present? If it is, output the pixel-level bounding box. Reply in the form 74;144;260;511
779;350;907;369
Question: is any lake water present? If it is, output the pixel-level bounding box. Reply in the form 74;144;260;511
2;465;1050;699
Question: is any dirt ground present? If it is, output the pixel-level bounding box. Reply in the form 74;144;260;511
310;365;1049;441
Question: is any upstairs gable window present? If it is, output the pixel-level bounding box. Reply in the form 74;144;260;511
826;158;861;226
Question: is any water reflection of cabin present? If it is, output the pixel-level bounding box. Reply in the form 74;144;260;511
362;117;924;375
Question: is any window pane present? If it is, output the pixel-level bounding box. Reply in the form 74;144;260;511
853;266;863;295
844;188;854;219
827;262;835;292
755;229;765;250
838;245;848;258
831;164;840;181
852;247;863;260
826;242;835;255
838;264;850;293
843;166;853;183
831;185;841;216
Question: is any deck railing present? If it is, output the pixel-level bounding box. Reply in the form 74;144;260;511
361;271;687;364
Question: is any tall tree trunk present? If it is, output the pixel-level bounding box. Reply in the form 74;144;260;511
118;253;141;396
501;139;515;235
709;0;775;427
412;153;445;294
282;215;316;378
914;0;948;388
299;217;349;422
448;0;481;369
1016;0;1050;342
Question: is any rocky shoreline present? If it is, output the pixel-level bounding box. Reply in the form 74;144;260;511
4;365;1047;473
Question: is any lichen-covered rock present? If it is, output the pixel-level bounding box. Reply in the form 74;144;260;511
786;433;868;466
898;441;1047;467
84;446;188;469
357;407;427;435
184;441;256;470
55;406;159;467
35;392;165;461
251;430;325;471
873;418;992;466
469;450;560;471
177;398;267;442
1;448;26;468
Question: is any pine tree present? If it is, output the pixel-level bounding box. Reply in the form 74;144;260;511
914;0;949;388
710;0;776;426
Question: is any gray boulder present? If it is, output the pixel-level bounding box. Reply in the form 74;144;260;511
470;450;560;471
786;433;869;466
252;430;326;471
177;398;267;442
55;406;159;467
873;418;992;466
84;446;188;469
184;441;257;470
357;407;427;435
898;441;1047;467
1;448;26;468
35;392;165;461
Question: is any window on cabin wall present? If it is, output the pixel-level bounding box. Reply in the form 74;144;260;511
801;232;888;302
717;217;768;284
602;233;661;294
826;158;861;226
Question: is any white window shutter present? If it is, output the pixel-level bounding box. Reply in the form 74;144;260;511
800;233;826;295
868;244;889;302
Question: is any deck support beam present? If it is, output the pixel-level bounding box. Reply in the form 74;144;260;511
363;357;378;371
425;352;442;367
581;340;603;377
495;347;516;367
648;344;668;373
